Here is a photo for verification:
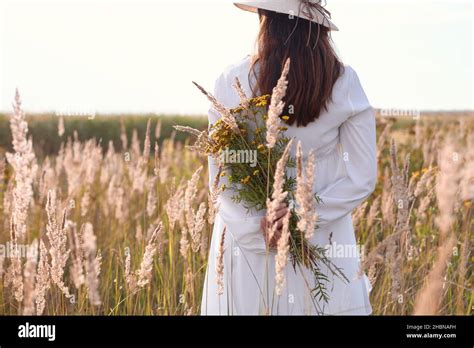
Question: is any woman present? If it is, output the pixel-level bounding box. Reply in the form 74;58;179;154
201;0;376;315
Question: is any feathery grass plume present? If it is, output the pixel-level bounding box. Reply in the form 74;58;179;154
5;89;38;243
172;125;202;137
388;139;412;299
137;222;163;288
208;164;223;225
4;217;24;302
460;132;473;201
456;204;470;314
22;239;39;315
185;265;194;292
366;263;378;288
68;221;85;289
414;117;422;148
184;166;203;233
416;190;434;227
266;58;290;149
200;229;209;260
366;196;381;228
390;139;412;249
135;224;143;243
275;209;291;296
146;177;157;218
35;240;50;315
414;166;434;198
0;253;4;280
352;201;368;228
192;81;240;134
80;140;102;217
158;137;173;183
124;249;137;292
216;226;226;296
131;128;140;158
143;118;152;161
39;159;58;202
114;186;128;223
413;138;461;314
191;202;206;253
99;140;116;185
233;77;250;109
58;116;65;137
179;227;190;258
295;141;317;240
155;119;162;139
165;182;185;231
266;139;293;241
0;155;5;189
45;189;72;299
82;222;101;306
381;166;395;227
435;138;460;239
120;117;128;150
95;249;102;279
153;141;160;176
376;124;390;162
413;235;456;315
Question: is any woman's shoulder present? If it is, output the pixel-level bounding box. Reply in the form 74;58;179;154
335;64;357;91
212;55;253;106
219;55;252;80
331;64;371;115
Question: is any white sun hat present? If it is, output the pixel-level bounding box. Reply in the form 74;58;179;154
234;0;338;31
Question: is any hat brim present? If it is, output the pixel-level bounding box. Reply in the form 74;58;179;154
234;1;339;31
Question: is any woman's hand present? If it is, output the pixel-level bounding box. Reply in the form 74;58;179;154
260;203;288;249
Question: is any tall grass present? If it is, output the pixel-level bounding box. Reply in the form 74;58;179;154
0;95;472;315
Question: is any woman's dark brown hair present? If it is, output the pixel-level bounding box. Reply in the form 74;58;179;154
250;8;343;127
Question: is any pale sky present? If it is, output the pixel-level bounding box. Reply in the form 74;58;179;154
0;0;472;115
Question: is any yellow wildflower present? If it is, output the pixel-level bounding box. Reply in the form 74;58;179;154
240;176;251;184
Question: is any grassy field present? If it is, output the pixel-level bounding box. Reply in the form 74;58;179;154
0;106;472;315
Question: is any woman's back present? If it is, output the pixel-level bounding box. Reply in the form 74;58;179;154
201;1;376;315
202;55;377;315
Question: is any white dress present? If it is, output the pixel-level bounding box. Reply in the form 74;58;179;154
201;56;376;315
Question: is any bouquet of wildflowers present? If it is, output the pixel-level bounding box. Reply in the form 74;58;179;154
175;59;347;303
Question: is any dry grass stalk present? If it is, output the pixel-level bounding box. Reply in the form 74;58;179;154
22;239;38;315
266;58;290;149
192;81;240;133
35;240;51;315
58;116;65;137
216;226;226;296
266;139;293;241
275;209;291;296
136;223;163;288
45;189;72;299
82;222;101;306
233;77;250;109
413;235;456;315
68;221;85;289
295;141;317;240
5;89;38;244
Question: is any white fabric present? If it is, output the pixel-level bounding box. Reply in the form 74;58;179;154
201;56;376;315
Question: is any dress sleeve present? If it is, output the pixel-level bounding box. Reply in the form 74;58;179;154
315;67;377;227
207;73;268;255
